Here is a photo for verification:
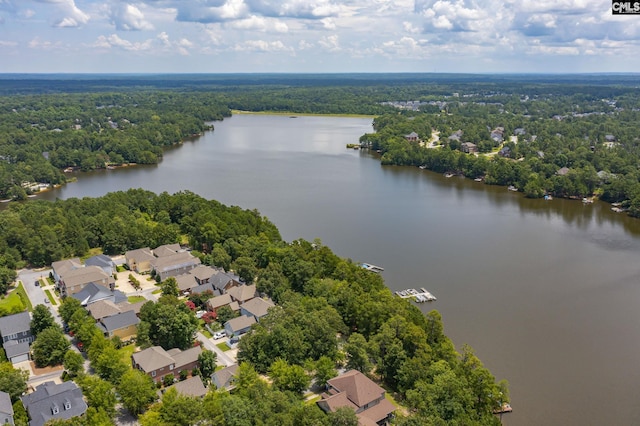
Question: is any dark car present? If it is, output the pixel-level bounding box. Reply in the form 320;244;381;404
34;280;39;287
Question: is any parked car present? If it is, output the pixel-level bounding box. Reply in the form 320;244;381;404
34;280;39;287
213;331;226;340
44;298;49;304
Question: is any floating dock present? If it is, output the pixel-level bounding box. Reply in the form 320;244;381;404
395;287;436;302
360;263;384;273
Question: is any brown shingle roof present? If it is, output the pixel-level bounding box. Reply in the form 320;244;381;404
327;370;385;408
227;284;256;304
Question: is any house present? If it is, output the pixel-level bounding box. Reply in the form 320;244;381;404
227;284;256;305
71;282;126;306
490;127;504;143
97;310;139;342
86;299;145;321
160;376;208;398
21;381;87;426
191;283;215;296
51;258;82;283
514;128;526;136
317;370;395;426
175;274;199;295
448;130;463;141
210;272;242;295
153;243;182;258
132;346;202;383
605;134;616;142
557;167;570;176
223;315;256;337
0;311;33;345
84;254;115;276
125;248;155;273
151;252;201;281
3;340;31;364
0;391;13;425
57;265;113;297
240;297;274;322
189;265;218;286
498;146;511;158
206;294;239;314
460;142;478;154
211;364;238;391
403;132;419;142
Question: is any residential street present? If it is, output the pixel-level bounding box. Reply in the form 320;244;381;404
195;331;236;367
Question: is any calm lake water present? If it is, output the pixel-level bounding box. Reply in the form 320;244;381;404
38;114;640;425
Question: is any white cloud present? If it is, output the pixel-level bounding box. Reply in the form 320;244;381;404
28;36;62;49
318;34;340;51
176;0;249;23
0;40;17;46
110;3;154;31
93;34;153;51
234;39;292;52
227;14;288;32
31;0;90;28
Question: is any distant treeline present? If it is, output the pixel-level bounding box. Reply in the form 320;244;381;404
0;189;508;424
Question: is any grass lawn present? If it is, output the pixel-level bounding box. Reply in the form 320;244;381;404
152;289;162;295
0;283;29;312
304;395;321;405
46;276;55;286
216;342;231;352
44;289;57;305
127;295;147;303
201;328;212;339
118;344;137;365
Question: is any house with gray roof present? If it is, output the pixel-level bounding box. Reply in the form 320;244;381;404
21;381;87;426
132;346;202;383
175;274;198;294
0;311;33;345
0;391;13;425
190;265;219;286
240;297;275;322
224;315;256;338
97;310;139;342
3;340;31;364
211;364;238;391
84;254;115;276
71;282;126;306
153;243;182;258
210;272;242;296
151;252;201;281
191;283;215;296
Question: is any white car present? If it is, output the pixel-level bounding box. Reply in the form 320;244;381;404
213;331;226;340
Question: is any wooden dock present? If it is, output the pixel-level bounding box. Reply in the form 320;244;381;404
395;287;436;302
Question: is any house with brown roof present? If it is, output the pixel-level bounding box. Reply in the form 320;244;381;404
153;243;182;258
58;266;113;297
227;284;256;305
159;375;208;398
125;248;155;273
206;294;239;314
317;370;395;426
190;265;219;285
132;346;202;383
404;132;419;142
51;258;82;283
460;142;478;154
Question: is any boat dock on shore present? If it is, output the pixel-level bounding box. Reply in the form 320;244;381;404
395;287;436;302
360;263;384;273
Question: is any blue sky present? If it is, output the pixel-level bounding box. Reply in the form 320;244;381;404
0;0;638;73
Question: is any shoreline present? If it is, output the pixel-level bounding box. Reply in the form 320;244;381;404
231;109;376;119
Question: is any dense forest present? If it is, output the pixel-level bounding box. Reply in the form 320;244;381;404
1;190;507;424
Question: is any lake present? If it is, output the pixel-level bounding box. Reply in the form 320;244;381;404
38;114;640;425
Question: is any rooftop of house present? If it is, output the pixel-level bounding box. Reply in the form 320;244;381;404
72;282;126;306
84;254;114;269
98;310;140;333
241;297;275;319
21;381;87;426
125;247;155;262
3;340;30;358
153;243;182;258
211;363;239;390
60;265;110;289
132;345;201;373
224;315;256;333
51;258;82;277
227;284;256;303
161;375;208;398
190;265;219;282
0;311;31;337
207;294;234;310
0;391;12;416
176;274;198;292
151;252;201;273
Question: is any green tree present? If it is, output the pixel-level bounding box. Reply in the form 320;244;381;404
0;362;28;402
231;256;257;283
117;370;158;417
215;305;237;325
328;407;358;426
30;304;57;337
197;350;217;380
268;359;310;395
344;333;371;374
63;350;85;378
139;301;198;350
31;327;70;367
160;277;179;297
0;267;16;294
78;375;118;419
313;356;337;389
12;399;28;426
59;297;83;325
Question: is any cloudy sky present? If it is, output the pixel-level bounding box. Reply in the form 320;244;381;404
0;0;638;74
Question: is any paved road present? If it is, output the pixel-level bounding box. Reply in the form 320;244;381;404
16;268;64;326
195;331;236;367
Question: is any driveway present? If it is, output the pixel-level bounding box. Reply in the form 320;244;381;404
16;268;63;326
196;331;236;367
